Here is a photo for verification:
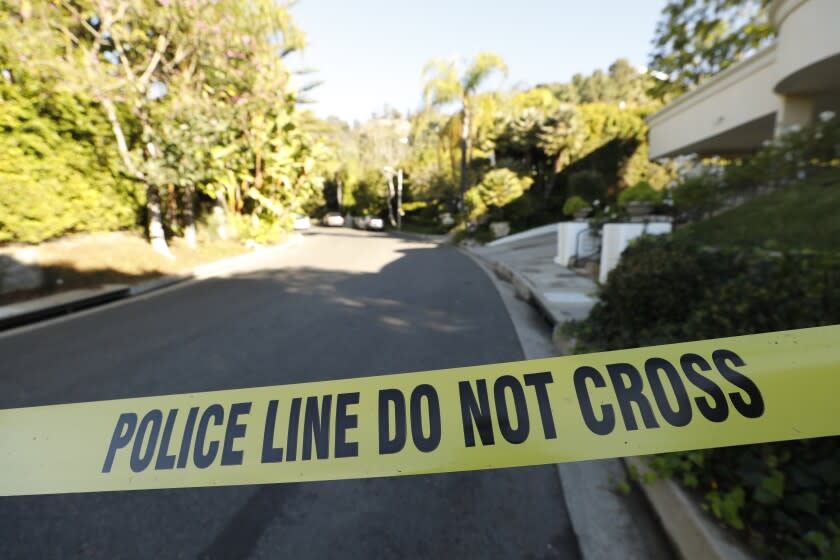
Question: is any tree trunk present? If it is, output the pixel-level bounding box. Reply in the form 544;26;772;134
100;97;144;181
459;103;470;212
101;96;173;257
182;183;197;248
213;193;229;240
142;121;173;259
386;174;397;227
337;179;343;211
396;169;403;231
146;183;173;258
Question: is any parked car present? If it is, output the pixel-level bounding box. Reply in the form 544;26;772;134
351;215;385;231
292;214;311;230
324;212;345;227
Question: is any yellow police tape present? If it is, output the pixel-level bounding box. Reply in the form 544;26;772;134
1;325;838;496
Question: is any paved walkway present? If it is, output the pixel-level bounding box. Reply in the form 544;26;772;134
469;230;598;324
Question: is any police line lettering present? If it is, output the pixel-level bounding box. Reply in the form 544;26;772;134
1;326;836;496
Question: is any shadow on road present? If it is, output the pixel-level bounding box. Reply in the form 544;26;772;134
0;241;582;560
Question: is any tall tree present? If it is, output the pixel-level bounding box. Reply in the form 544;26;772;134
648;0;774;100
422;52;507;210
48;0;191;257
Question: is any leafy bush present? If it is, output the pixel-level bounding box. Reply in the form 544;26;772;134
566;236;840;558
0;81;141;243
562;195;591;217
721;113;840;196
567;169;607;202
224;213;288;244
617;180;663;207
672;175;720;219
475;168;533;208
466;167;533;220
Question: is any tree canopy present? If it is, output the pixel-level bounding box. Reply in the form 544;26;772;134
1;0;328;247
648;0;775;100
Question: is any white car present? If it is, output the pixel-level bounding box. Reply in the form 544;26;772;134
324;212;345;227
367;217;384;231
293;215;311;230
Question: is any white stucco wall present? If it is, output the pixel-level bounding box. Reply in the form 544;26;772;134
647;0;840;159
647;48;780;159
772;0;840;94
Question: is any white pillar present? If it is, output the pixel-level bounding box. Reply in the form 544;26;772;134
555;222;597;267
775;95;814;135
599;222;672;284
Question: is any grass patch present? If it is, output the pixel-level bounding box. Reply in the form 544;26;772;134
0;231;256;304
674;170;840;252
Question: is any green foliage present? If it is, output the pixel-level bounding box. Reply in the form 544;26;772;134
0;79;140;243
648;0;775;100
224;213;288;245
577;104;647;161
346;169;388;216
422;52;508;106
422;52;508;205
545;59;653;107
672;175;720;218
567;170;607;203
410;60;669;236
3;0;322;246
476;168;533;207
724;115;840;194
466;168;532;220
566;236;840;558
675;169;840;253
562;196;590;217
650;439;840;558
670;116;840;229
617;181;663;207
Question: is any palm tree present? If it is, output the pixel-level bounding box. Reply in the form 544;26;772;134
422;52;507;211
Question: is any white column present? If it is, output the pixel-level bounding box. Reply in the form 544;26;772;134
599;223;672;284
555;222;596;267
775;95;815;135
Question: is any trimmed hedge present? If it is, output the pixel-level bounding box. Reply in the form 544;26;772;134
566;236;840;559
0;81;141;243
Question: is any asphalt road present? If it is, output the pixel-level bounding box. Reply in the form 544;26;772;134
0;228;582;559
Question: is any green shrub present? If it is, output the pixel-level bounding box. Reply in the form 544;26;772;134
562;195;590;217
721;114;840;196
672;175;720;219
567;169;607;203
466;167;533;220
225;213;289;244
617;180;663;207
475;168;533;208
566;236;840;559
401;200;429;213
0;81;141;243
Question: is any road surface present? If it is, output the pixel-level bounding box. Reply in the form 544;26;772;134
0;228;581;559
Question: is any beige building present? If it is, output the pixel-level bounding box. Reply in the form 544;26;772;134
647;0;840;159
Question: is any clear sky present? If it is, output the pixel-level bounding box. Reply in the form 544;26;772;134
287;0;668;124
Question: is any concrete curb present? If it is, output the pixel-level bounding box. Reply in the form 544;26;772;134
486;260;562;327
0;234;303;331
0;286;130;331
626;457;755;560
128;274;189;297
